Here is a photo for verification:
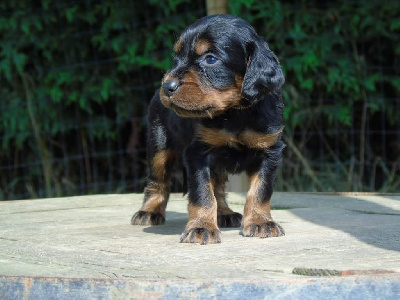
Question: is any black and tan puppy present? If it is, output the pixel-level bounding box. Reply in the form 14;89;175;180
131;14;285;244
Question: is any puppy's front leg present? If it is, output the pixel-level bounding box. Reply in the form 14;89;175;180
180;142;221;245
241;147;285;238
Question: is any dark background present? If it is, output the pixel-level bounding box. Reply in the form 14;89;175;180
1;0;399;200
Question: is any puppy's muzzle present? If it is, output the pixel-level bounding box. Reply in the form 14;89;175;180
162;79;180;97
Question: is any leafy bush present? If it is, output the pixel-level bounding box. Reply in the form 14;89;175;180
0;0;205;199
231;0;400;191
0;0;399;199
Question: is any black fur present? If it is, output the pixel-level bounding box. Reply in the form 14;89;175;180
131;15;286;244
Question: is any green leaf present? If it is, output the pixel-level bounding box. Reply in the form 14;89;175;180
390;19;400;31
79;96;91;112
300;78;313;90
21;18;30;34
301;52;320;72
364;73;381;92
389;77;400;91
337;105;351;126
42;0;51;10
65;6;78;23
0;59;12;81
101;78;112;100
56;71;73;85
13;52;27;74
49;86;63;102
229;0;256;15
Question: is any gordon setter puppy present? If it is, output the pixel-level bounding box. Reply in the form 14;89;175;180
131;14;285;244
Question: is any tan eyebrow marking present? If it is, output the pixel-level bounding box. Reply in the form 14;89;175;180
174;38;183;53
195;39;211;56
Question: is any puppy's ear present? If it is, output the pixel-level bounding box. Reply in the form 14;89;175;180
241;39;284;105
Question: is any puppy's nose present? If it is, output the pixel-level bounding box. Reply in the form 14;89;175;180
162;79;180;97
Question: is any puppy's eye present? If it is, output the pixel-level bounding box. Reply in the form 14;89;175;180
204;54;218;65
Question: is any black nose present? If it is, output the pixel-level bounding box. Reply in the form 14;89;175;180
162;79;180;97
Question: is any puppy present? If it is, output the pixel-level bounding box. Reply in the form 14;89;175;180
131;14;285;244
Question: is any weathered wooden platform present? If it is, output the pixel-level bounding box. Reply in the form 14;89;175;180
1;192;399;299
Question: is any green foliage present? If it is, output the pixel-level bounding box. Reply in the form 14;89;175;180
230;0;400;192
0;0;203;199
230;0;400;127
1;0;399;198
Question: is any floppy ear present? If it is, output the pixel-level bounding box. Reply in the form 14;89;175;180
241;39;284;106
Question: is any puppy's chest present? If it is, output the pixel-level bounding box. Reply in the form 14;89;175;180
197;125;282;150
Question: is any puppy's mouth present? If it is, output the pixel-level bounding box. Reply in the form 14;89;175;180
159;69;242;118
160;89;221;118
170;102;219;118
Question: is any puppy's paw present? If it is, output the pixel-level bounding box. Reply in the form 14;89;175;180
131;210;165;226
240;220;285;238
180;227;221;245
217;212;242;228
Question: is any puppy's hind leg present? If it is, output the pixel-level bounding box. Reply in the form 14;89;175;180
131;148;176;225
213;172;242;228
131;103;177;226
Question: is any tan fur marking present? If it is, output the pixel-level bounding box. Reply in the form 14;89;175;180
186;181;217;227
198;126;282;150
141;182;169;215
243;174;272;225
235;76;243;89
174;38;183;53
211;173;235;215
195;39;211;56
162;70;242;118
206;86;242;111
184;202;220;244
152;150;175;182
241;174;284;237
240;128;282;149
217;204;235;216
198;127;240;148
180;181;220;244
187;201;218;229
162;74;174;83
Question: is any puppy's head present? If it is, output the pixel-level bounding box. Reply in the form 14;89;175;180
160;14;284;118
